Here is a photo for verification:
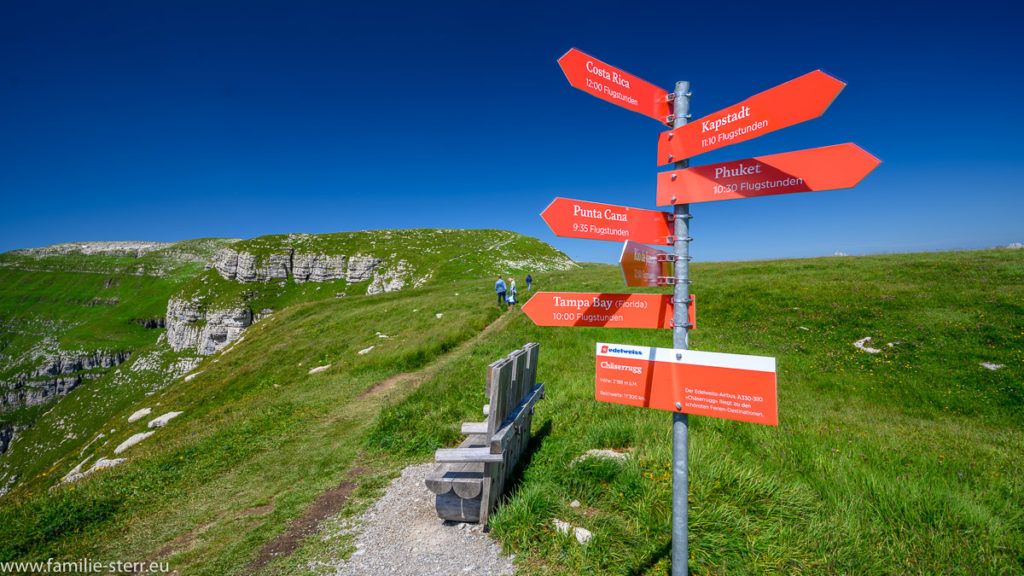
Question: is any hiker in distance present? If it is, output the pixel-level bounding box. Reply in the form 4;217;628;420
495;276;507;309
526;273;532;292
508;277;518;306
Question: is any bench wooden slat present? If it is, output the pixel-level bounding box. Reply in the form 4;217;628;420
490;383;544;454
461;421;487;434
487;358;513;436
434;447;504;463
523;343;539;392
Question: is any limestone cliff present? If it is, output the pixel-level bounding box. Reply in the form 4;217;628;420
212;247;387;285
165;299;253;356
1;350;133;411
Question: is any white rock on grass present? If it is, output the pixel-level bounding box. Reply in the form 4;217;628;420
574;526;593;545
553;519;592;545
435;313;443;319
980;362;1005;371
573;448;630;464
308;365;331;375
62;457;93;483
185;370;204;382
358;346;375;355
148;411;183;428
62;457;127;484
92;457;125;471
114;432;154;455
853;337;882;354
127;408;152;423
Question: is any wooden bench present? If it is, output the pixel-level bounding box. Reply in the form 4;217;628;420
425;343;545;524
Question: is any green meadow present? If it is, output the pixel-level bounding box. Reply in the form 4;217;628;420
0;247;1021;575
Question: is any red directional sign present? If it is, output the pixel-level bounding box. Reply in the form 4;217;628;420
595;343;777;425
656;143;881;206
523;292;695;330
656;70;846;165
558;48;672;124
541;197;674;245
620;240;672;287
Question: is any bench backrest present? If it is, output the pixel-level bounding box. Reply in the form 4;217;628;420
486;343;539;436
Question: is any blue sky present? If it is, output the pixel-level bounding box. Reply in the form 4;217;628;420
2;0;1021;264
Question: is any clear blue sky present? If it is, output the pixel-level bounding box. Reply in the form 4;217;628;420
2;0;1021;264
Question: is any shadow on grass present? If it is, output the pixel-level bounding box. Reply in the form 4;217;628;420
624;537;672;575
495;418;552;508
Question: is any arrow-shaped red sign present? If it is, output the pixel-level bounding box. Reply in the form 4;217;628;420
620;240;672;287
541;197;674;245
558;48;672;124
523;292;694;330
656;143;881;206
656;70;845;165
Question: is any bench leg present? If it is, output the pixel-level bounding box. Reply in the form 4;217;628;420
436;490;482;523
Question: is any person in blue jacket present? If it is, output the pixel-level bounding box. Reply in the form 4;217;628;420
526;274;532;292
495;277;507;308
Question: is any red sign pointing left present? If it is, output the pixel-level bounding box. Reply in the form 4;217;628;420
558;48;672;124
523;292;695;330
541;198;674;245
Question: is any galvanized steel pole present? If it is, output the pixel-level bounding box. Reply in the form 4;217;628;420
671;80;692;576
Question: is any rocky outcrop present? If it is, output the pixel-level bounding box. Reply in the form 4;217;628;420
347;255;384;283
165;298;252;356
11;241;172;259
293;254;348;283
214;248;291;282
0;424;28;454
213;247;383;285
367;260;411;295
29;350;132;379
132;317;166;329
1;351;132;411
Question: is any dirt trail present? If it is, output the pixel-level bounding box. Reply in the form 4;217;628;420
253;308;520;570
359;308;517;401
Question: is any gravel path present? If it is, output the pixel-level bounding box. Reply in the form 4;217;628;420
329;463;515;575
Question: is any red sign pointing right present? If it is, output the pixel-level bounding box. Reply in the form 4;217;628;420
620;240;672;287
656;143;881;206
656;70;846;165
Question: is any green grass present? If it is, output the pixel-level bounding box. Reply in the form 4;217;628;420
0;238;237;380
365;249;1024;575
0;280;504;573
1;247;1021;575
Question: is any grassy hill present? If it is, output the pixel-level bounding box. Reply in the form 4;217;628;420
0;229;574;496
0;244;1021;575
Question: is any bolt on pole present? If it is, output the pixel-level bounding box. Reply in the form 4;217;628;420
671;80;692;576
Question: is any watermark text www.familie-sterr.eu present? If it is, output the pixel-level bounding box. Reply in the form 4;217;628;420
0;558;170;573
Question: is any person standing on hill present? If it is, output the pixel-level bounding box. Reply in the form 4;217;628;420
495;277;507;308
508;277;517;306
525;273;532;292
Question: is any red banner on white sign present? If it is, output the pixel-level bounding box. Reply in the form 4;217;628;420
595;343;777;425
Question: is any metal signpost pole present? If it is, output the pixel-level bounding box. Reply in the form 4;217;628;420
670;80;692;576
